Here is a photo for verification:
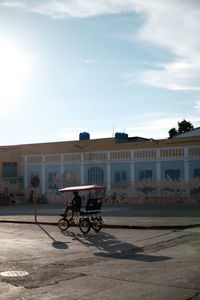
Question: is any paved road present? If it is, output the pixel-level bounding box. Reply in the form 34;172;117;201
1;203;200;229
1;203;200;217
0;223;200;299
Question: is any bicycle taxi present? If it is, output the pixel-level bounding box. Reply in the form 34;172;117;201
58;184;106;234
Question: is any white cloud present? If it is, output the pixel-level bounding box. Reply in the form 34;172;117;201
131;0;200;91
1;0;26;8
82;59;96;64
138;62;200;91
1;0;200;91
113;111;200;139
126;115;200;139
44;111;200;142
126;116;179;139
1;0;134;18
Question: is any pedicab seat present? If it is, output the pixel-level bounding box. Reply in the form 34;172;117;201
80;198;102;216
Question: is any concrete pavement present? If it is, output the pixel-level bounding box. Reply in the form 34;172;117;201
0;203;200;229
1;204;200;300
0;222;200;299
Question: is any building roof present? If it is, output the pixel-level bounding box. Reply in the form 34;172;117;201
12;136;200;155
175;127;200;138
0;134;199;157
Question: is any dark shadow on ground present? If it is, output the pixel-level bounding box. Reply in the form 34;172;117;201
37;224;69;249
62;230;171;262
101;203;200;218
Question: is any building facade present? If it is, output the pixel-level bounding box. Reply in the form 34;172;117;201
0;134;200;204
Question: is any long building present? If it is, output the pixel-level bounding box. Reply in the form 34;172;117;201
0;131;200;204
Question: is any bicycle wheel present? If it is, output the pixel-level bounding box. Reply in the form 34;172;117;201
79;218;91;234
58;218;69;231
91;217;103;232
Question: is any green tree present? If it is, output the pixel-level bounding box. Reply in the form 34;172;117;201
178;119;194;134
168;127;178;138
168;119;194;138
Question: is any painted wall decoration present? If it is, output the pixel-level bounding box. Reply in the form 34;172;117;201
105;177;200;204
18;154;200;205
45;170;79;204
48;172;60;191
62;170;79;186
0;179;21;197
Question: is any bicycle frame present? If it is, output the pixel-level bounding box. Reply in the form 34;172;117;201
58;184;106;234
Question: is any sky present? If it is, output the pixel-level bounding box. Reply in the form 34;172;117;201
0;0;200;145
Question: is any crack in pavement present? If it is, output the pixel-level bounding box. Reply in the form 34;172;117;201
133;230;175;243
186;291;200;300
142;232;200;253
87;273;200;294
0;257;105;289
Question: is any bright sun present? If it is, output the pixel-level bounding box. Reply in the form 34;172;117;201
0;38;30;106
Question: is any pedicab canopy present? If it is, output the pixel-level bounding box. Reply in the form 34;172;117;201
58;184;106;193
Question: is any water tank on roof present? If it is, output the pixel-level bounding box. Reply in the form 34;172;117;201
79;132;90;140
115;132;128;139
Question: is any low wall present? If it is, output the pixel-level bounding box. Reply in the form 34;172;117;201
7;177;200;205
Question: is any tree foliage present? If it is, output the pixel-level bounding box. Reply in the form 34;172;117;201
168;119;194;138
178;119;194;134
168;127;178;138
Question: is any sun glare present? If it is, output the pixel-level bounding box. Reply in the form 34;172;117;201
0;38;30;106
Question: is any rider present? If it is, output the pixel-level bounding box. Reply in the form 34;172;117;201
71;191;81;216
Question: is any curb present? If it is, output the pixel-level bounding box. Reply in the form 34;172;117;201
0;219;200;230
104;224;200;230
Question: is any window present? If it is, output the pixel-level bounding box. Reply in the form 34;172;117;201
194;169;200;178
114;171;128;184
138;170;152;181
88;167;104;185
115;172;120;183
2;162;17;178
165;169;180;180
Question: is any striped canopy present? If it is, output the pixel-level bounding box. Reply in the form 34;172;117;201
58;184;106;193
